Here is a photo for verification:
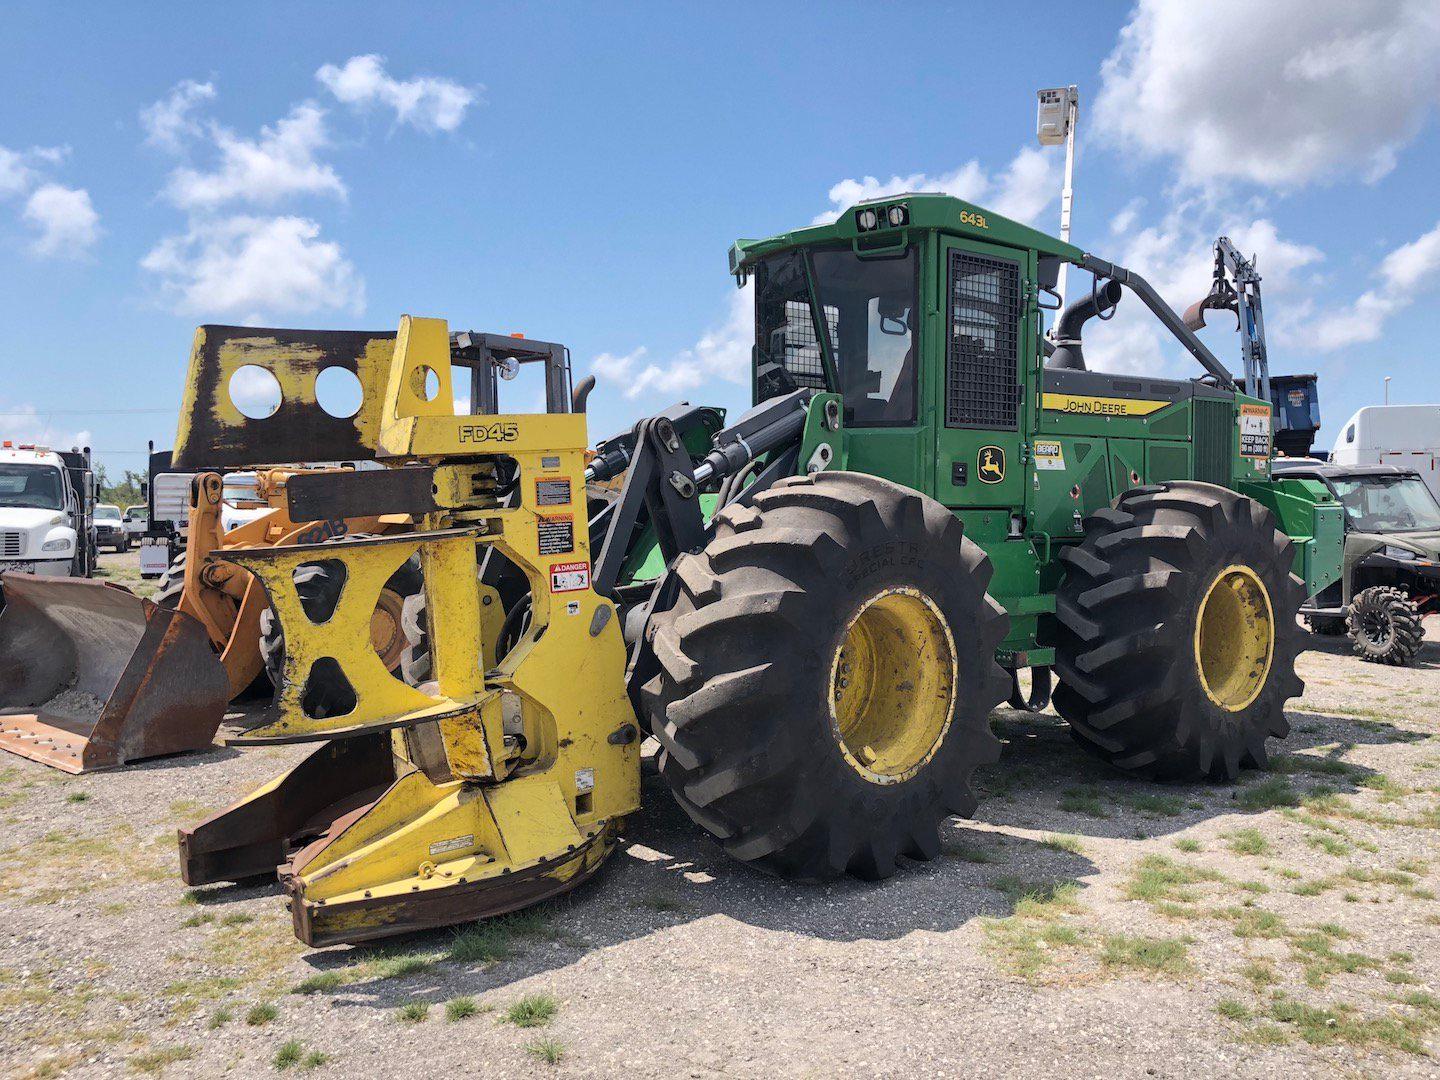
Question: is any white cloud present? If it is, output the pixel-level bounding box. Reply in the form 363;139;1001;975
22;184;101;257
141;215;364;319
1083;204;1323;378
140;79;217;151
0;144;66;199
591;285;752;401
814;146;1059;227
317;55;477;133
0;402;91;451
161;103;344;209
1096;0;1440;188
1306;221;1440;350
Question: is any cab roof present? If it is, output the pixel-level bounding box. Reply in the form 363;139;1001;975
729;192;1085;276
1272;461;1422;481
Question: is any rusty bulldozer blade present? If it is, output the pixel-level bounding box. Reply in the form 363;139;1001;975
0;574;229;773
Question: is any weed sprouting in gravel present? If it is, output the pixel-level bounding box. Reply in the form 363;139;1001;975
128;1045;196;1073
1059;786;1109;818
1125;854;1223;904
1172;838;1202;853
949;843;1002;864
1216;997;1250;1021
274;1041;305;1069
1226;829;1269;856
246;1002;278;1026
292;972;342;995
208;1006;233;1029
1099;934;1191;975
1216;906;1287;939
65;792;89;804
1040;834;1085;855
505;993;558;1027
1237;778;1300;811
526;1037;565;1065
1129;794;1184;817
397;1002;429;1023
445;995;480;1021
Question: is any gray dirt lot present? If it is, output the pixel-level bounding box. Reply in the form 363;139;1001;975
2;566;1438;1077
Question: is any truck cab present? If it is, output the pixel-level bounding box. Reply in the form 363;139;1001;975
0;442;93;577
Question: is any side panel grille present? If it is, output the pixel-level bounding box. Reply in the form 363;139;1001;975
946;250;1021;430
1193;398;1234;486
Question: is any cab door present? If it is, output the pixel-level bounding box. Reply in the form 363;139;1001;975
934;238;1032;511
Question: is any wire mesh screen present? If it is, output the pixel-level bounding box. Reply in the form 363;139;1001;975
776;300;836;389
946;251;1021;429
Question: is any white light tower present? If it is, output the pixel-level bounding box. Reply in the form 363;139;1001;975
1037;85;1080;306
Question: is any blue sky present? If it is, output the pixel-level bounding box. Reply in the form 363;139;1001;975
2;1;1438;478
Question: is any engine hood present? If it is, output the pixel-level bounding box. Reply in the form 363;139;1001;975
1356;531;1440;560
0;508;67;533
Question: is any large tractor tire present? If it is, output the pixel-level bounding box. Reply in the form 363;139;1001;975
259;541;424;717
1347;586;1424;666
153;551;187;609
641;472;1010;882
1053;481;1305;781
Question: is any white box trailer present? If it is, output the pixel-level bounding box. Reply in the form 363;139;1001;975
1331;405;1440;504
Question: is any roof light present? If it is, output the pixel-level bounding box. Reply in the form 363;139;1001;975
856;208;880;232
1;441;10;448
887;205;908;227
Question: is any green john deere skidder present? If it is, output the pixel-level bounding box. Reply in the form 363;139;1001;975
175;194;1344;945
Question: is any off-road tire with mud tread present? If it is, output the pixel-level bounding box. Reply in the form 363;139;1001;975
1347;585;1424;666
1053;481;1306;782
641;471;1010;882
258;537;424;714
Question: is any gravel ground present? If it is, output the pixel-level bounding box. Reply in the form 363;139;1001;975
1;612;1438;1078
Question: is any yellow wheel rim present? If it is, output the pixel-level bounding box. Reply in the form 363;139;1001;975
829;587;957;785
1194;564;1274;712
369;589;405;672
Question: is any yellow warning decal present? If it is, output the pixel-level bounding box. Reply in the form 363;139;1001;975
1042;393;1170;417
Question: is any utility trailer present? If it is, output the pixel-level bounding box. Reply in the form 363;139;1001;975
166;194;1344;946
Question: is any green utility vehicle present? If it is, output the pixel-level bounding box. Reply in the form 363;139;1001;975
1275;460;1437;664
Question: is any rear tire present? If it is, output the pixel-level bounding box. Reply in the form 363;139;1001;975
154;552;187;609
1306;613;1347;636
1347;586;1423;666
641;472;1009;882
1053;482;1305;781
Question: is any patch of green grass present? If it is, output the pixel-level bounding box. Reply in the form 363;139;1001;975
526;1038;565;1065
1172;838;1202;853
1240;960;1278;989
1099;934;1191;975
445;995;479;1022
246;1002;278;1026
219;913;254;927
1290;931;1381;987
1039;834;1085;855
1395;858;1430;875
1360;773;1409;802
1238;777;1300;811
1236;880;1270;894
1226;828;1269;856
364;949;443;981
207;1006;233;1030
1125;854;1223;904
448;923;514;965
180;913;215;928
301;1052;328;1070
1265;993;1434;1053
1217;906;1287;939
273;1041;304;1070
1304;832;1351;857
505;992;558;1028
1387;970;1419;985
397;1002;429;1024
292;972;342;995
1239;1022;1291;1046
1059;785;1109;818
1217;997;1251;1021
1129;794;1185;817
65;791;90;804
128;1045;196;1073
1390;950;1415;964
1269;753;1357;778
949;843;1002;864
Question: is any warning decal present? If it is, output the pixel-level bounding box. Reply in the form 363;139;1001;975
550;561;590;593
1239;403;1272;459
1033;440;1066;471
535;478;572;506
538;515;575;556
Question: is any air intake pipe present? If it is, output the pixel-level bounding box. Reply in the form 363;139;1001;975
1046;278;1124;371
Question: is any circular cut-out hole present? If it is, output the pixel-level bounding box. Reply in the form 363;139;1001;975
410;365;440;402
316;366;363;418
229;365;282;419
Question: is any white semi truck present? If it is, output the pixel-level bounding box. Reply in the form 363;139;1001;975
0;441;97;578
1331;405;1440;505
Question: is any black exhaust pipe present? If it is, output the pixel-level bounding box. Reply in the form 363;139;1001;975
1046;279;1123;371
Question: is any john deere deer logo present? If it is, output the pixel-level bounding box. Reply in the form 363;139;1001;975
978;445;1005;484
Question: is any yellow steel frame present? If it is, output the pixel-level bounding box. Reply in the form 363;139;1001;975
201;316;641;944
